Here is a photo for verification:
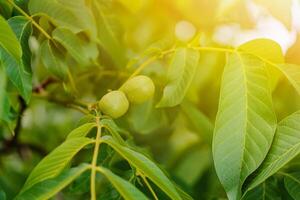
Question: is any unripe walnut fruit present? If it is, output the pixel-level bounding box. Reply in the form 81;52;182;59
98;90;129;118
121;75;155;104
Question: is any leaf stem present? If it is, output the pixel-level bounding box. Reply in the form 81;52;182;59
125;45;284;83
139;173;158;200
128;56;157;79
120;48;176;89
125;46;234;82
191;46;235;53
7;0;52;40
78;70;130;81
67;69;79;95
32;93;89;114
68;104;90;114
90;117;102;200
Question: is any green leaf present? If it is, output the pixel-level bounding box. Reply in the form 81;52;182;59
275;64;300;95
247;111;300;191
97;183;120;200
142;37;174;58
52;28;91;66
213;53;277;200
127;99;169;135
0;64;9;122
157;48;200;107
173;147;211;186
92;0;126;68
96;166;148;200
0;189;5;200
21;137;94;192
284;172;300;200
0;0;13;19
181;101;213;143
101;136;181;200
174;184;193;200
28;0;90;34
0;16;21;60
15;164;90;200
242;177;280;200
0;16;33;103
101;118;126;145
8;16;32;73
0;47;32;103
40;39;68;80
56;0;97;39
67;122;97;139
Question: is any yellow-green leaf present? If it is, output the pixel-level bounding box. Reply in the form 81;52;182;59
246;111;300;191
8;16;32;73
40;39;68;80
0;16;21;60
96;166;148;200
238;39;284;63
242;177;280;200
275;64;300;95
213;53;276;200
21;137;94;192
16;164;90;200
52;28;89;66
157;48;200;107
1;16;33;103
29;0;91;34
1;48;32;103
67;122;97;139
0;64;9;122
117;0;147;13
101;136;181;200
91;0;126;68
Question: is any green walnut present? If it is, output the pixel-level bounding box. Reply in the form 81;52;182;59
120;75;155;104
98;90;129;118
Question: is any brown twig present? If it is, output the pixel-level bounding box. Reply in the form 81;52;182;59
12;96;26;142
0;97;47;156
32;77;58;93
0;76;86;156
0;141;47;156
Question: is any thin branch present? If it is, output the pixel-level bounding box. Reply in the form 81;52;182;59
33;77;59;93
32;77;90;114
0;141;47;156
123;45;284;89
77;69;130;81
0;97;47;156
139;172;159;200
128;56;157;79
7;0;53;40
12;96;26;141
68;104;90;115
128;48;176;79
32;93;89;114
0;96;26;155
122;46;233;87
66;69;79;95
119;48;176;90
90;117;102;200
191;46;235;53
